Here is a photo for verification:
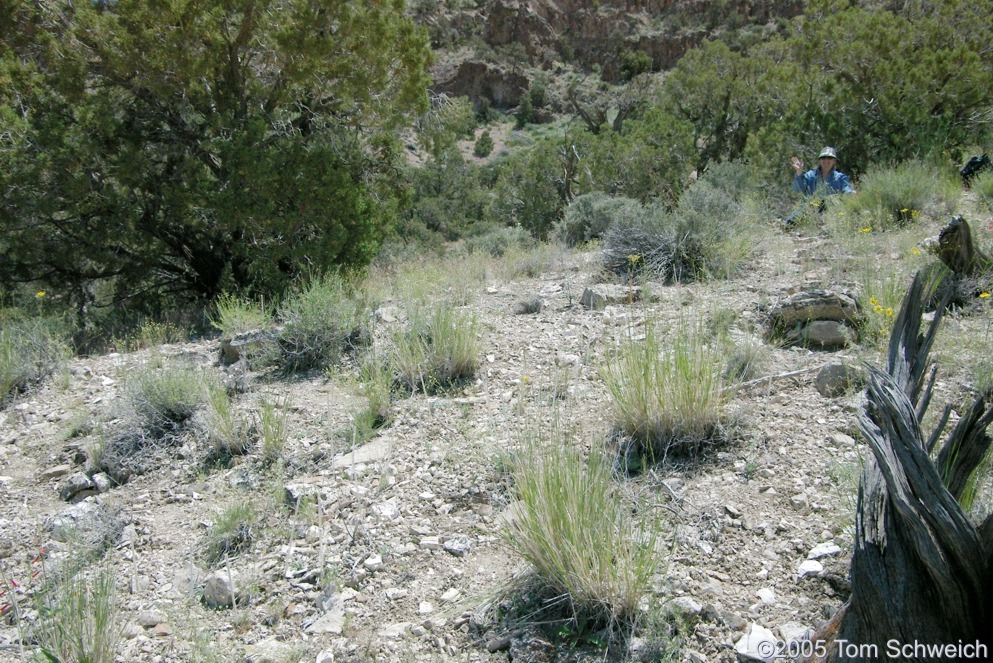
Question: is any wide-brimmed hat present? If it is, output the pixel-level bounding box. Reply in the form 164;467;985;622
818;146;838;159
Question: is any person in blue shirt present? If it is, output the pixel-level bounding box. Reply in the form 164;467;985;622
791;146;856;195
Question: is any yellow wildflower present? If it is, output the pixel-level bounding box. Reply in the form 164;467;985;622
911;210;922;219
911;247;922;256
869;297;878;306
35;290;46;298
521;375;531;384
874;305;883;314
900;208;909;213
981;292;991;299
858;226;872;234
885;307;894;317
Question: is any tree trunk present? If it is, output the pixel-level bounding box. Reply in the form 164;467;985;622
809;273;993;662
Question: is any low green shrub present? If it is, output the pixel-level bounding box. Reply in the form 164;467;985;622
210;293;272;338
503;429;659;627
276;272;369;372
474;130;494;158
464;225;531;257
602;320;731;464
555;193;641;247
836;160;959;231
0;312;72;402
601;176;758;282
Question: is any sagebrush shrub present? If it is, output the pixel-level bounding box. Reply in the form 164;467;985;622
277;273;369;372
555;193;641;247
601;177;757;282
210;293;272;338
836;160;959;230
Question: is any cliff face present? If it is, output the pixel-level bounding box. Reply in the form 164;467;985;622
426;0;803;107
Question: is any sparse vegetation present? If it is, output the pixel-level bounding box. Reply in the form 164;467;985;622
32;567;121;663
0;313;72;403
603;319;731;464
206;503;258;564
276;272;370;373
836;160;960;231
391;304;480;395
502;426;659;631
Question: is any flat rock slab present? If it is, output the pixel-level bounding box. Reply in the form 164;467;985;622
332;437;391;469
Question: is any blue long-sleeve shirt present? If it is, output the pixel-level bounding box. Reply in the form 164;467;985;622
793;169;855;195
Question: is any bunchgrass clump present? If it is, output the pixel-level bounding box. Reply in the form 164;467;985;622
836;160;959;231
391;304;480;395
0;312;72;402
257;396;289;463
203;381;249;456
206;503;257;564
502;426;659;630
210;293;273;338
359;353;392;428
32;567;120;663
602;320;730;463
125;364;210;434
856;269;906;347
100;363;212;482
276;272;369;372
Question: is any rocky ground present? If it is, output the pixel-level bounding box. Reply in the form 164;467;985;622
1;214;991;663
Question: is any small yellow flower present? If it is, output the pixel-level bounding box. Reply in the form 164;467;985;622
35;290;46;298
858;226;872;234
885;307;894;317
869;297;878;306
911;247;922;256
521;375;531;384
874;305;883;314
837;211;844;217
627;254;642;266
911;210;921;219
900;208;909;213
981;292;991;299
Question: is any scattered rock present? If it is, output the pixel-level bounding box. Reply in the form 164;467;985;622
808;542;843;559
756;588;776;605
797;560;824;578
790;493;809;512
305;604;346;635
363;554;383;572
734;623;777;662
512;298;544;315
779;621;812;644
40;464;72;481
202;570;243;609
671;596;704;617
486;635;512;652
443;536;472;557
137;610;168;628
58;472;96;502
378;622;411;639
815;363;865;397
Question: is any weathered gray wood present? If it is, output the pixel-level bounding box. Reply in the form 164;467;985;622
810;272;993;661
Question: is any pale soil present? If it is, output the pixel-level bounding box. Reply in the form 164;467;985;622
1;212;991;663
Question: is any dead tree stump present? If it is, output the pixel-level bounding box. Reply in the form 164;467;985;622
809;273;993;662
938;216;992;276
